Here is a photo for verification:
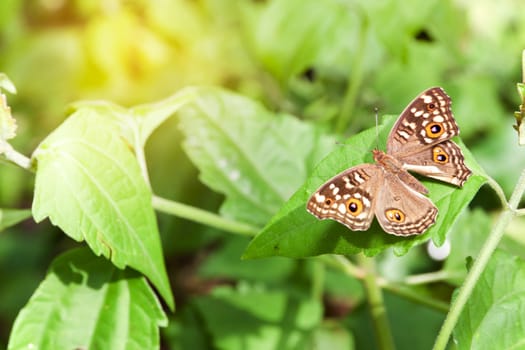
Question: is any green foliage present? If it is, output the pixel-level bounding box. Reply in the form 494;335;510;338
32;108;173;309
193;285;323;350
0;0;525;349
454;250;525;349
8;248;166;350
177;87;336;227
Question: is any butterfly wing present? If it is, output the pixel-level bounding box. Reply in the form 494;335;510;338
307;164;382;231
374;171;438;236
398;140;472;187
387;87;460;156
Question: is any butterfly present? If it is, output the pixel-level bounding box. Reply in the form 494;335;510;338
306;87;472;236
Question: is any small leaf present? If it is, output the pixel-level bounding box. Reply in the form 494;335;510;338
0;73;17;94
244;115;486;259
0;85;17;153
454;250;525;349
32;109;174;309
8;248;167;350
0;208;32;232
177;87;335;227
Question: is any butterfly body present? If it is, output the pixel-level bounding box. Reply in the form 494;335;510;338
307;87;472;236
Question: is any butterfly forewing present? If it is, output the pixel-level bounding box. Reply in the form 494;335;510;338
387;87;460;156
307;165;382;231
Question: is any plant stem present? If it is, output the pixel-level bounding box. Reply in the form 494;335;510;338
356;254;396;350
322;254;448;312
1;144;31;170
404;270;464;285
335;13;368;134
152;195;259;236
432;169;525;350
134;133;151;189
311;260;325;301
486;176;509;209
321;254;365;279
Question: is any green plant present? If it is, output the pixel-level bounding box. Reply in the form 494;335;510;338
2;1;525;349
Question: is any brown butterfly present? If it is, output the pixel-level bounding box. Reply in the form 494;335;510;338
306;87;471;236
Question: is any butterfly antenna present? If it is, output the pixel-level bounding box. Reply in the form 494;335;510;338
374;107;379;150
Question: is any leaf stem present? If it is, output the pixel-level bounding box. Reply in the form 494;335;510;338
134;135;151;189
152;195;259;236
485;175;509;209
1;144;31;170
432;168;525;350
356;254;396;350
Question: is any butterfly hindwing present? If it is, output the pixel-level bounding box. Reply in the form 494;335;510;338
399;140;471;187
374;171;438;236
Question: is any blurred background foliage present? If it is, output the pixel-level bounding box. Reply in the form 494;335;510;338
0;0;524;348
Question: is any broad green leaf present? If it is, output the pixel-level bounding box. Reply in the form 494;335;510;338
177;87;335;227
194;285;322;350
8;248;167;350
32;109;174;309
0;208;32;232
454;250;525;349
243;115;486;259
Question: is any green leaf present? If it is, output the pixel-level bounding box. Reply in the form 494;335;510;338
454;250;525;349
177;87;335;227
8;248;167;350
0;208;32;232
243;115;486;259
0;82;17;151
194;285;322;350
0;73;17;94
31;109;174;309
